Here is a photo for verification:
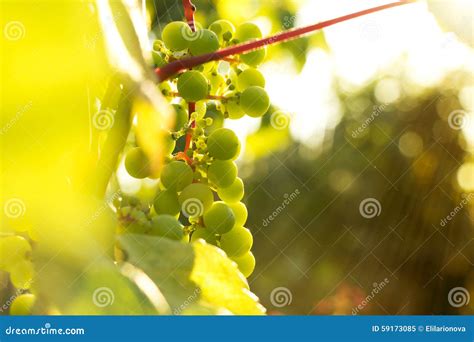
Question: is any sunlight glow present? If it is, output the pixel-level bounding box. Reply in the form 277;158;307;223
260;0;474;149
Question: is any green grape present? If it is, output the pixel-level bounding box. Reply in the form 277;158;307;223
10;260;34;289
228;202;248;227
178;183;214;217
225;100;245;120
209;19;235;43
172;104;189;131
152;50;166;67
149;215;184;240
152;39;165;52
237;68;265;91
125;147;150;179
0;236;31;271
218;177;244;203
204;104;225;134
10;294;36;315
161;161;193;191
203;202;235;234
177;71;209;102
241;46;266;67
207;128;241;160
162;21;192;51
191;227;218;245
208;160;237;188
189;29;220;56
159;81;172;98
240;86;270;118
154;190;180;216
235;22;262;42
162;131;176;156
231;252;255;277
219;226;253;257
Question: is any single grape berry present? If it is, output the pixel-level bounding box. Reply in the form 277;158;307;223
241;46;267;67
172;104;189;131
152;50;166;67
189;29;220;56
203;201;235;234
0;236;31;271
161;161;193;191
225;100;245;120
209;19;235;43
10;294;36;315
228;202;248;227
240;86;270;118
162;21;192;51
237;68;265;91
152;39;165;51
218;177;244;203
207;128;241;160
231;252;255;278
154;190;180;216
162;131;176;156
208;160;237;188
178;183;214;217
125;147;150;179
191;227;218;245
219;226;253;257
150;215;184;240
235;22;262;42
177;71;209;102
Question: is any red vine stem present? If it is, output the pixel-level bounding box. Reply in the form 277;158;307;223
183;0;197;159
156;0;416;82
182;0;196;31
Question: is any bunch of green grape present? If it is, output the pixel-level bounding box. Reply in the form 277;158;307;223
0;235;36;314
118;20;272;278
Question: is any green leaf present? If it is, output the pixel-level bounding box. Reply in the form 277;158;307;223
119;234;266;315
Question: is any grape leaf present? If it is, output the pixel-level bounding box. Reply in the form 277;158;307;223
119;234;266;315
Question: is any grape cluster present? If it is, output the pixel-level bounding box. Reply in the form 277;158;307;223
118;20;272;278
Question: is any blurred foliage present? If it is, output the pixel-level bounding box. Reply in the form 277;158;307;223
242;69;474;315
